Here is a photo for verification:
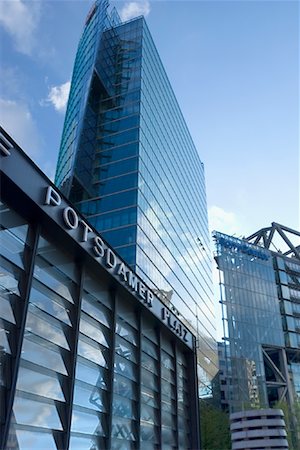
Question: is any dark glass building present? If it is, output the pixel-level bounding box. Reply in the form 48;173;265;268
55;0;217;396
0;127;200;449
213;226;300;447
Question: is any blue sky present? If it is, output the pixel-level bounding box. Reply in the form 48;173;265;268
0;0;299;239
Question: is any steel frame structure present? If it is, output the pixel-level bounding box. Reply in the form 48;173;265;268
246;222;300;261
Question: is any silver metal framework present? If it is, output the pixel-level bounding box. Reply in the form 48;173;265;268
246;222;300;261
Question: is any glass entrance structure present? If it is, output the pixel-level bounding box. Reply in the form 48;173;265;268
55;0;217;398
0;126;200;450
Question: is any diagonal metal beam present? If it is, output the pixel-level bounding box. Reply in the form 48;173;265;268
273;222;300;237
275;224;300;261
265;225;276;249
279;387;288;403
246;227;271;242
262;230;269;248
262;348;286;383
253;234;262;245
284;245;300;257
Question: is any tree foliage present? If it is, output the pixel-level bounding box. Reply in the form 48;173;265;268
200;402;231;450
273;399;300;450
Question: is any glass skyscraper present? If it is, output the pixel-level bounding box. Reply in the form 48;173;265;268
55;0;217;394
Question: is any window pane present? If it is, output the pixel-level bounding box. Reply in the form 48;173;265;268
29;281;72;325
116;319;137;345
141;352;158;374
114;354;137;381
16;364;65;401
12;395;62;430
13;429;57;450
69;435;106;450
141;386;158;408
79;313;110;347
113;374;137;400
21;336;67;375
81;296;111;328
112;394;137;419
71;408;105;436
75;358;109;390
0;201;28;268
111;416;137;440
77;336;109;367
141;368;158;392
115;335;137;363
26;309;70;350
73;381;107;412
140;423;159;443
140;404;159;425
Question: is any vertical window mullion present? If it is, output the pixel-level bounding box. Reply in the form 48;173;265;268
60;263;84;450
1;223;40;450
106;288;117;448
174;342;179;450
137;308;142;449
157;328;162;449
189;339;201;449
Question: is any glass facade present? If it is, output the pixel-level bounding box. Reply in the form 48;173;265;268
214;230;300;425
214;232;284;412
0;127;200;449
55;0;217;397
274;256;300;400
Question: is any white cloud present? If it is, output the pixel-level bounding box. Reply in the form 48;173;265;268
208;205;244;237
0;66;23;98
0;0;41;55
120;1;150;22
0;98;42;158
44;81;71;113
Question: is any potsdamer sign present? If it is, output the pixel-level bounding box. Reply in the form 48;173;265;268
44;186;191;348
1;143;194;349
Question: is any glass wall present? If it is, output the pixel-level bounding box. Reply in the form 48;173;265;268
0;198;197;450
55;0;217;398
55;0;111;195
0;199;31;450
137;18;217;394
214;232;284;412
275;255;300;400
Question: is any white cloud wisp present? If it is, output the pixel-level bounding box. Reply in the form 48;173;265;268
120;1;150;22
0;98;42;158
208;205;243;237
45;81;71;113
0;0;41;56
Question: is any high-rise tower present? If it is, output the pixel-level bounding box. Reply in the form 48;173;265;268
55;0;217;394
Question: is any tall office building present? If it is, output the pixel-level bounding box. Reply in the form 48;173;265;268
213;224;300;447
55;0;217;394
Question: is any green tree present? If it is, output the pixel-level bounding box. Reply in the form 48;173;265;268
273;399;300;450
200;401;231;450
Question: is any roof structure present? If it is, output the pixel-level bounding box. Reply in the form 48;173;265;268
246;223;300;261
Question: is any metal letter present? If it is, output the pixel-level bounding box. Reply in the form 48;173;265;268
117;263;128;282
106;248;117;269
138;282;146;300
146;290;153;307
45;186;61;206
63;207;79;229
93;236;105;257
128;272;138;291
80;220;92;242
